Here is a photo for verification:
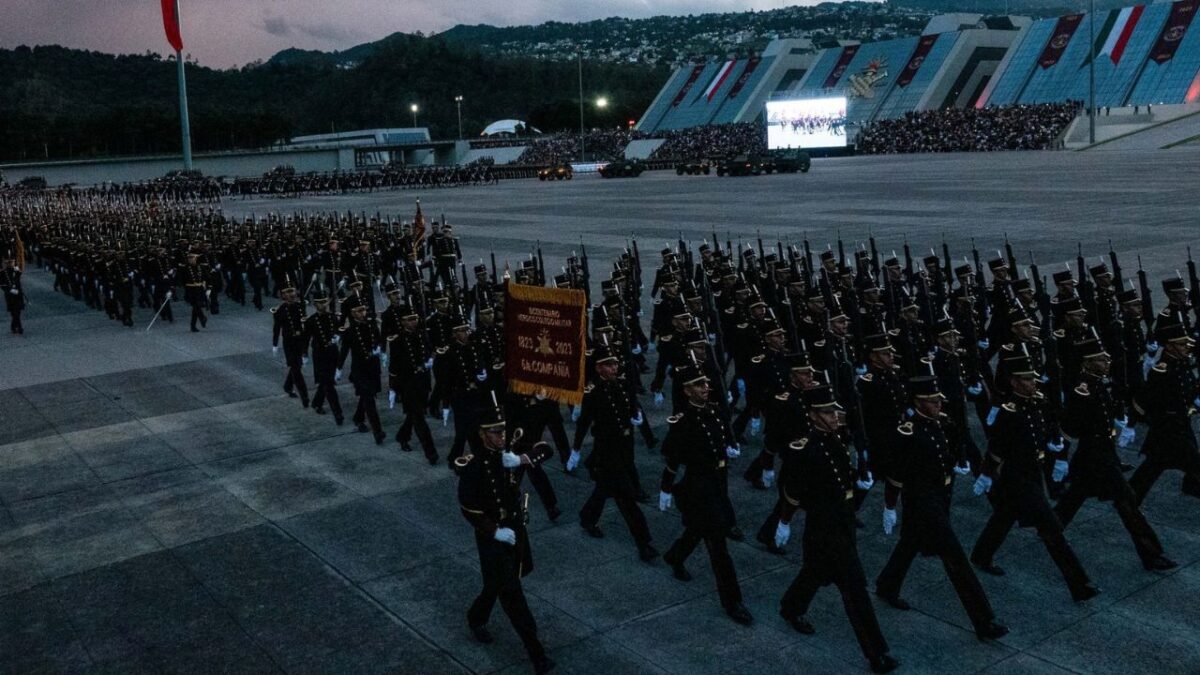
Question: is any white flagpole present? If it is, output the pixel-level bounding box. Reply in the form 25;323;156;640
174;0;194;170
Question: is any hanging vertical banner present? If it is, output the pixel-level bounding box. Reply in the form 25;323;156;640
161;0;184;52
897;34;939;87
504;284;587;405
1038;14;1084;69
1107;5;1146;64
823;45;860;89
671;65;706;107
700;60;738;102
1149;0;1200;64
725;57;763;99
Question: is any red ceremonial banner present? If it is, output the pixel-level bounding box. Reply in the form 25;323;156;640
504;284;587;405
161;0;184;52
1150;0;1200;64
725;57;763;99
897;34;938;88
1038;14;1084;69
672;65;706;107
823;45;860;89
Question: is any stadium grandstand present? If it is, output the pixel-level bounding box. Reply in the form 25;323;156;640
638;1;1200;135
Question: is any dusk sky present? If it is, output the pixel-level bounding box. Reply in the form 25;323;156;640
1;0;822;69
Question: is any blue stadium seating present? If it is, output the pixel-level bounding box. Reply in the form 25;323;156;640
874;33;962;119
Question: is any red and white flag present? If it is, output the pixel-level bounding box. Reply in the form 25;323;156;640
161;0;184;52
1102;5;1145;64
702;60;737;102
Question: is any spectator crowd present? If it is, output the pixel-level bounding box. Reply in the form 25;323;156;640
855;102;1080;154
649;122;767;160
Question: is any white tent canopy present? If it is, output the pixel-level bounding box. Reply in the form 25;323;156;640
481;119;541;137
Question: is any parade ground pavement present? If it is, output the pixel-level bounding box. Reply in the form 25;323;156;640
3;149;1200;674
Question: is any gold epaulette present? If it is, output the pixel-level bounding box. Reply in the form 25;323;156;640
1001;402;1017;412
897;422;913;436
454;454;473;468
814;340;826;347
859;373;874;382
585;349;594;356
435;346;448;355
775;392;790;401
659;334;673;343
1074;383;1090;396
269;306;279;314
887;328;900;337
736;323;749;329
1000;343;1015;352
667;414;683;424
1053;329;1065;339
788;438;808;450
751;354;765;364
1152;362;1168;373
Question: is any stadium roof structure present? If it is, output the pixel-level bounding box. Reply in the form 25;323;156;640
481;119;542;137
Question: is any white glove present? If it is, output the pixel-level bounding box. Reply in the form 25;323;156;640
272;346;279;356
301;356;309;366
1146;341;1160;356
501;451;522;469
335;368;342;381
9;289;17;295
654;392;664;407
476;369;488;382
494;528;517;546
381;353;389;368
856;365;868;377
1118;426;1136;448
659;491;673;512
1052;459;1069;483
1047;440;1065;454
749;417;762;437
388;390;397;409
127;271;135;279
978;339;989;350
882;508;898;535
774;521;791;548
332;334;341;344
973;475;993;495
630;412;644;427
967;382;983;396
855;471;874;491
214;264;221;271
1194;397;1200;409
954;462;972;476
726;391;733;405
762;469;776;488
631;344;642;355
372;346;382;357
424;357;433;369
442;408;450;426
736;378;746;395
571;407;581;422
708;333;716;343
566;449;581;472
1114;416;1128;431
726;445;741;459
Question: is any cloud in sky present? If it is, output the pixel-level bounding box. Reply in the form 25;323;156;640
0;0;820;68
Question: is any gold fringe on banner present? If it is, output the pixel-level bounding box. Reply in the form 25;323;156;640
505;284;587;406
509;379;584;406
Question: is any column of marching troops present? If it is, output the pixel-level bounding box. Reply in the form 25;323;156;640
4;196;1200;674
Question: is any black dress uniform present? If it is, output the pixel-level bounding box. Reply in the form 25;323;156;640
387;304;437;462
435;317;488;462
659;366;750;623
338;299;386;443
304;296;343;424
272;289;310;407
1;262;25;334
777;386;895;673
1056;341;1173;570
876;377;1005;639
970;356;1098;601
181;257;208;331
455;410;553;674
574;348;655;557
858;335;908;484
504;393;561;519
1129;321;1200;504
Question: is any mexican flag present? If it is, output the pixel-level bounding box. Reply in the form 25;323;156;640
1084;5;1146;66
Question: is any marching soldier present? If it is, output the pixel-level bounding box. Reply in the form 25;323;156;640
1056;337;1176;571
773;385;898;674
1;256;25;334
271;278;310;407
338;298;387;444
970;353;1100;602
573;344;657;560
857;334;908;494
455;405;555;675
387;300;438;463
875;377;1008;640
1129;319;1200;503
181;251;208;332
305;291;344;425
435;309;489;463
658;365;753;625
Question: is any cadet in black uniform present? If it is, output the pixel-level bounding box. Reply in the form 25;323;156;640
1129;319;1200;503
970;354;1099;602
773;385;898;674
658;365;753;625
1056;337;1176;571
181;252;208;332
875;377;1008;640
339;298;387;444
436;310;489;463
305;291;343;425
387;300;438;463
1;256;25;334
574;344;657;561
455;405;555;675
271;278;310;407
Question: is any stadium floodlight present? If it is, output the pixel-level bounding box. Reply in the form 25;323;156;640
410;103;419;128
455;96;464;140
596;97;609;109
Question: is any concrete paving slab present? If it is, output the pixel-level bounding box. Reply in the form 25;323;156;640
201;449;360;521
0;584;94;673
112;467;266;547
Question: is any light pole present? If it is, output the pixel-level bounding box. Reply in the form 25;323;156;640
577;49;585;161
410;103;419;128
454;95;464;140
1088;0;1096;144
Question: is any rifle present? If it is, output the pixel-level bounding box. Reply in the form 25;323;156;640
536;241;545;287
1076;243;1097;318
631;236;643;293
903;235;914;284
1108;241;1123;293
757;230;766;268
700;265;730;376
1137;255;1153;330
803;235;814;285
837;229;846;267
870;232;881;282
580;240;591;307
1004;233;1018;276
490;251;498;284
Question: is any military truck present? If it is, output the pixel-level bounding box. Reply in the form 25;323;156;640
537;163;573;181
598;159;646;178
715;155;762;177
675;159;711;175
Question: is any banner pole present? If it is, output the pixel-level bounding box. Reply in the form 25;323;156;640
175;1;193;170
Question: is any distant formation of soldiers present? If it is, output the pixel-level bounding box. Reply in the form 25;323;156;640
3;188;1200;675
